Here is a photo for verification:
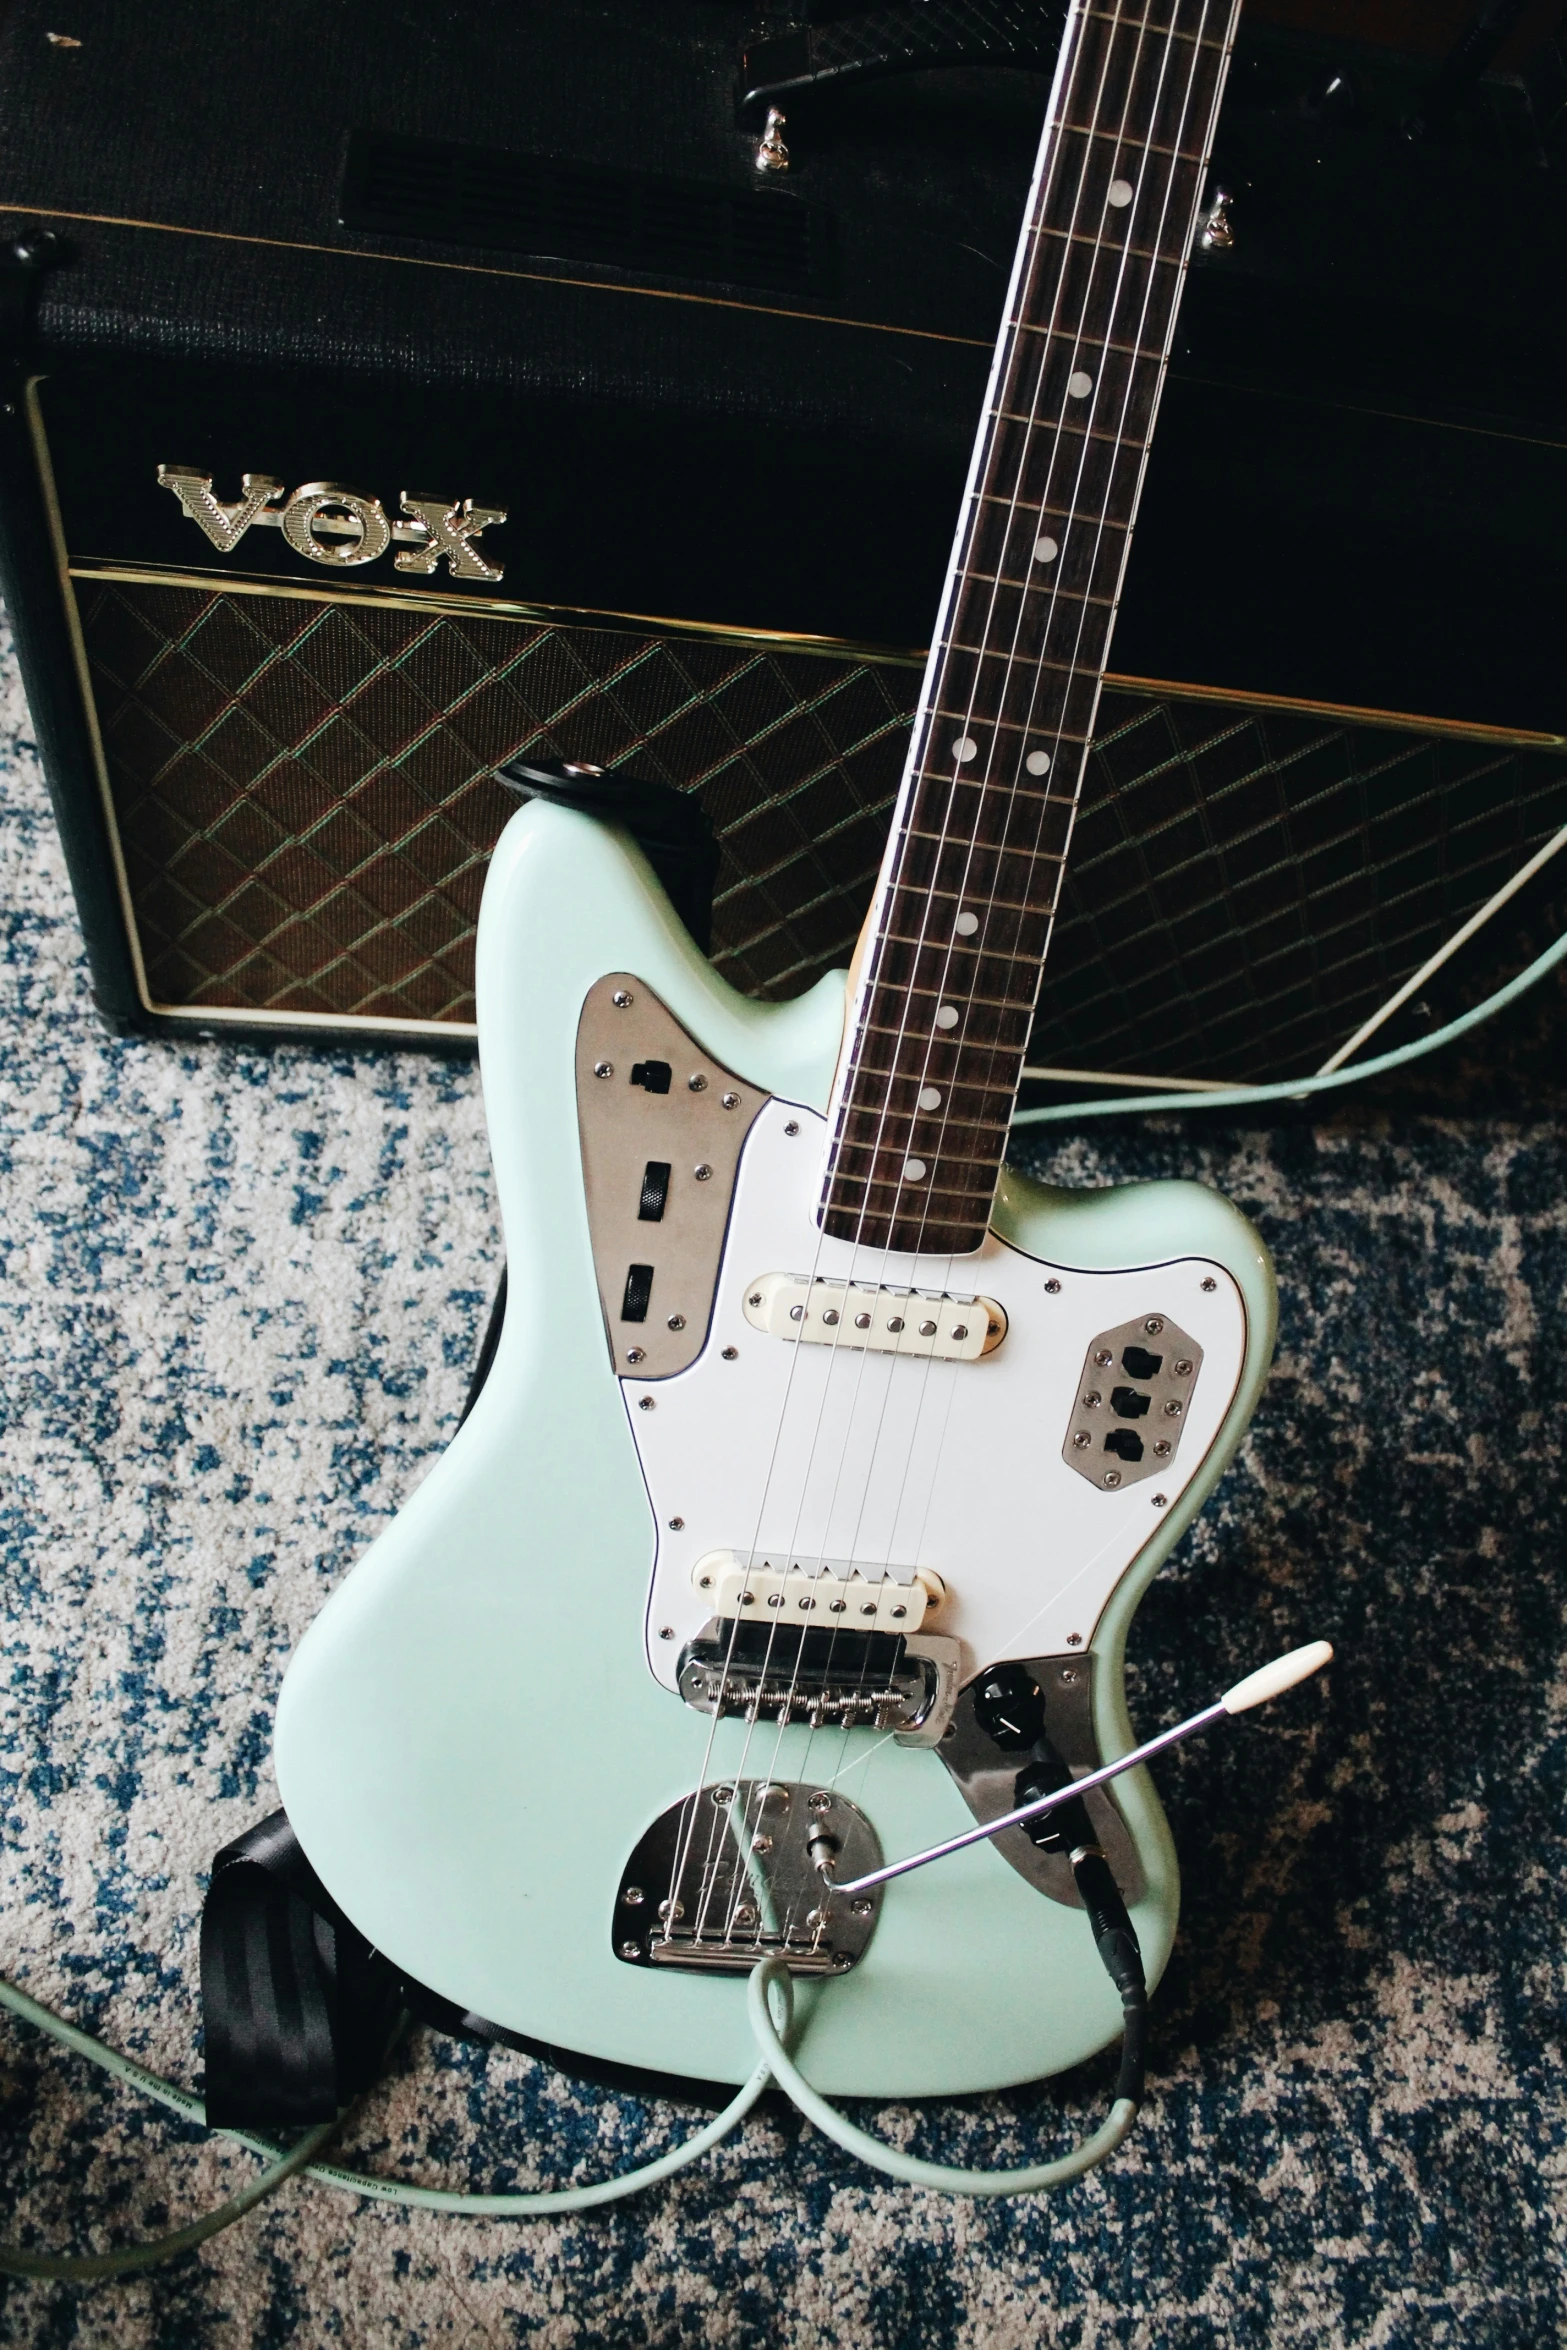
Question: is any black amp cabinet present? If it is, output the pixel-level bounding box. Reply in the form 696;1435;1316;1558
0;0;1563;1084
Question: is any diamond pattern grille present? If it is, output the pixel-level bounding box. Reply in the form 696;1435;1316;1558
76;578;1567;1076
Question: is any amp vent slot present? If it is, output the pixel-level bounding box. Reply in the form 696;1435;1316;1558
341;131;833;295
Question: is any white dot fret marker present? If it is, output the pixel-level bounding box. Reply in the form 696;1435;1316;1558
1108;177;1134;207
955;910;979;936
1067;371;1094;399
918;1086;942;1110
903;1158;928;1182
1025;750;1051;776
935;1004;959;1030
951;736;978;763
1033;535;1058;564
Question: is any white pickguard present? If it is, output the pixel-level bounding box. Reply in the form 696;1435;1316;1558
628;1097;1247;1691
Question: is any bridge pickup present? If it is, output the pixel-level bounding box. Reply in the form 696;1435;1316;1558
742;1274;1006;1359
691;1549;945;1633
677;1618;959;1745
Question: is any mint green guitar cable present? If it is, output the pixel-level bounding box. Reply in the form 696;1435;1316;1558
0;1969;771;2273
1011;922;1567;1128
745;1957;1136;2197
0;1940;1137;2273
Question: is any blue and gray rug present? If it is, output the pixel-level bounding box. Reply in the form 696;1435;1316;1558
0;626;1561;2346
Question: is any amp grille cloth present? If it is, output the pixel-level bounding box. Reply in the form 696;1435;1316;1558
77;578;1567;1079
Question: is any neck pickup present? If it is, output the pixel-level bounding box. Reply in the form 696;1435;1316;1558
820;0;1241;1257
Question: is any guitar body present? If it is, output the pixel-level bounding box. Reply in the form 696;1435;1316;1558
275;802;1276;2099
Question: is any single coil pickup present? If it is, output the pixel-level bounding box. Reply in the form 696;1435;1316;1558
691;1549;945;1632
742;1273;1006;1360
676;1620;957;1740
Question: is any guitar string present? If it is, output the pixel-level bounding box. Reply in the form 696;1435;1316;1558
669;15;1109;1944
812;2;1240;1801
695;0;1194;1952
669;0;1221;1956
729;0;1171;1927
757;0;1165;1836
785;0;1232;1860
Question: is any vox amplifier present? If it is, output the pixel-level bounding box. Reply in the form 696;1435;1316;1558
0;0;1562;1084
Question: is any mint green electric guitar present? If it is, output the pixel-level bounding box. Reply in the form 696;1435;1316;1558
275;0;1271;2100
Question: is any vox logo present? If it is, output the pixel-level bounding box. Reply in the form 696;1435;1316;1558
155;467;507;582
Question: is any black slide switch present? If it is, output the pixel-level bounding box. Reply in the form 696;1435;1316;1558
1110;1386;1151;1419
630;1060;672;1094
1122;1345;1162;1380
621;1263;654;1322
1104;1428;1145;1462
639;1160;672;1222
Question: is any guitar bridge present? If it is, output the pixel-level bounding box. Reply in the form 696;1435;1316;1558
676;1618;959;1745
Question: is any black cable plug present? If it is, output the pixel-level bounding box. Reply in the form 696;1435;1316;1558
1014;1735;1149;2108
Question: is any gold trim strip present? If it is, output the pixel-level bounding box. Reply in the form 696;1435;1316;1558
65;558;930;667
24;379;156;1014
145;998;478;1042
67;562;1563;745
0;202;992;351
1102;671;1567;750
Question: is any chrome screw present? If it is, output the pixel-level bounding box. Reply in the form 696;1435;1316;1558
1045;1278;1062;1294
659;1625;675;1640
620;1940;642;1960
658;1898;684;1919
612;990;633;1008
711;1786;734;1806
1095;1349;1113;1367
668;1515;684;1529
809;1792;833;1813
639;1395;656;1411
784;1121;800;1136
626;1347;645;1365
623;1886;645;1905
1154;1440;1172;1459
694;1163;713;1182
722;1091;740;1109
689;1074;708;1092
1202;1276;1217;1292
1103;1469;1122;1489
594;1060;613;1078
1084;1390;1102;1409
722;1345;738;1361
1073;1431;1092;1450
1145;1316;1164;1334
1164;1399;1183;1418
698;1573;713;1589
734;1904;758;1928
1066;1632;1083;1647
850;1897;874;1918
668;1313;686;1331
1060;1666;1080;1687
1174;1358;1194;1377
1152;1493;1168;1508
751;1834;774;1855
749;1292;763;1306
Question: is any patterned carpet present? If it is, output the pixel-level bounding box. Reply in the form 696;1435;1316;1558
0;623;1561;2346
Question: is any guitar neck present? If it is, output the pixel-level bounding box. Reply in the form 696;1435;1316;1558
820;0;1243;1257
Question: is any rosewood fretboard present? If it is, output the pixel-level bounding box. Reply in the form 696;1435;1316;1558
820;0;1242;1256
